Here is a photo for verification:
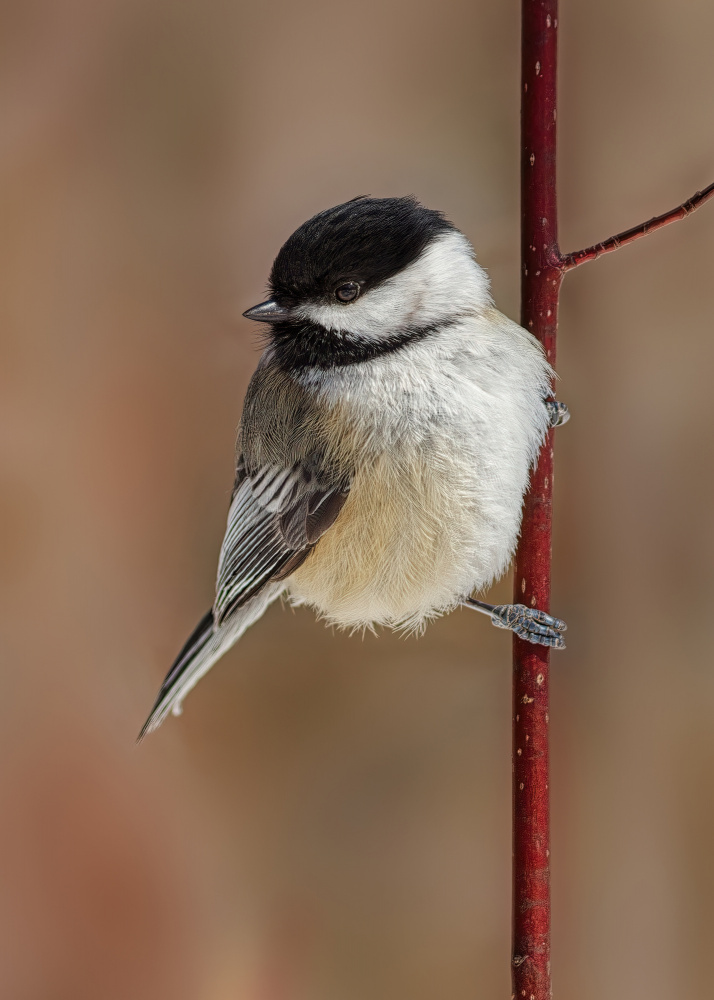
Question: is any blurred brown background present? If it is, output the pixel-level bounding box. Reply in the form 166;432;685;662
1;0;713;997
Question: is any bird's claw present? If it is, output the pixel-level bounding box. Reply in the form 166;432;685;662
490;603;567;648
545;399;570;428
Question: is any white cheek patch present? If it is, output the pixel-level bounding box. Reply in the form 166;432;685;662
296;230;492;342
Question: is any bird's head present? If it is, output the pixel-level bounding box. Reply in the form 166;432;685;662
243;196;491;369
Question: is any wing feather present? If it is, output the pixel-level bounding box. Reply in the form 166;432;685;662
213;459;349;625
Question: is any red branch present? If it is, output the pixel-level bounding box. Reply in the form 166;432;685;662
514;4;713;1000
560;181;714;270
513;3;559;1000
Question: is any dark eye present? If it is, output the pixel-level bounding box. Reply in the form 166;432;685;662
335;281;360;303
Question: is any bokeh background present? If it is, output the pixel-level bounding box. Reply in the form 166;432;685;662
1;0;713;997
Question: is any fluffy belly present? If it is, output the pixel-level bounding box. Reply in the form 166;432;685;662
287;450;499;630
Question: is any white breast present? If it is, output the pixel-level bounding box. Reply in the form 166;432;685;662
286;309;552;631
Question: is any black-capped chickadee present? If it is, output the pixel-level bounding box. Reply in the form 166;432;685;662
140;196;568;738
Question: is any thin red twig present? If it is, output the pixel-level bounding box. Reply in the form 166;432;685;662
559;180;714;270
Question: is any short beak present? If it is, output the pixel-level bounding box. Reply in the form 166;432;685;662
242;299;293;322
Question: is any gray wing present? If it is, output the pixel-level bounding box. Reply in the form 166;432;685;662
214;455;349;624
139;455;349;738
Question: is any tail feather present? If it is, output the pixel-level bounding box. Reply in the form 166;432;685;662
138;584;284;739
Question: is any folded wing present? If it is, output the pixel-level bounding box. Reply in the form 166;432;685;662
139;455;349;737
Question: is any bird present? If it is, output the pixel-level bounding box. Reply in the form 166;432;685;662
139;195;568;738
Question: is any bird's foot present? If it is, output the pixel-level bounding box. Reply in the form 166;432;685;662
545;399;570;428
464;598;567;649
